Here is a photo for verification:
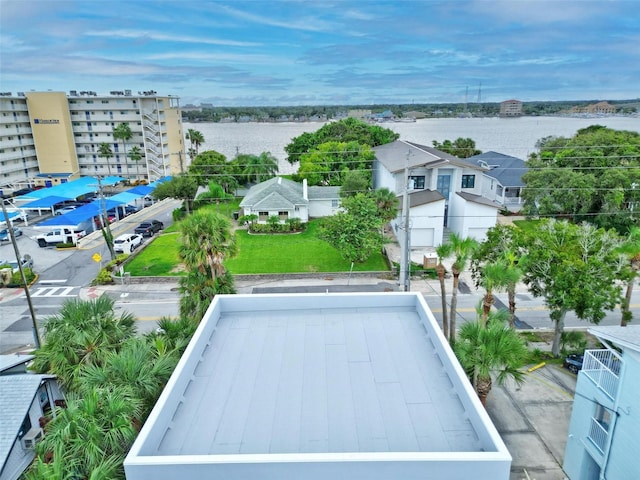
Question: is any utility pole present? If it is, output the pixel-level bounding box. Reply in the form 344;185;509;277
399;151;412;292
1;201;40;348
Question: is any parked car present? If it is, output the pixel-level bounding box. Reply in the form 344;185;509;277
134;220;163;237
0;255;34;272
563;353;584;374
0;226;23;242
113;234;144;253
55;205;78;216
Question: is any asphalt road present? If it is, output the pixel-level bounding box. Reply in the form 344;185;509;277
0;199;180;353
1;199;637;354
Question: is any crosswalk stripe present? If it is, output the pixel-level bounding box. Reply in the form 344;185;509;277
29;286;77;298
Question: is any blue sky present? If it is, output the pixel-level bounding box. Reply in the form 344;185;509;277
1;0;638;106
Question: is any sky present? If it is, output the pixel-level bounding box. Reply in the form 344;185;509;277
1;0;638;107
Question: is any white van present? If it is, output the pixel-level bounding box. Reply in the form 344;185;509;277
113;234;143;253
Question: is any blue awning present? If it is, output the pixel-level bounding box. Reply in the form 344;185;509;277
0;211;20;223
20;196;71;209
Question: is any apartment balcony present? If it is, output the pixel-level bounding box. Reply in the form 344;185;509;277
587;417;609;455
582;349;622;400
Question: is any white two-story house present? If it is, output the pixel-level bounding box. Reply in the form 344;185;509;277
373;140;500;247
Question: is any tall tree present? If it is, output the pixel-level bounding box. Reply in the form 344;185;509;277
435;243;452;338
239;151;279;183
98;142;114;176
522;126;640;233
297;141;374;186
471;223;525;328
432;137;481;158
319;193;383;265
128;145;143;180
340;170;370;198
285;117;399;164
477;261;521;326
615;226;640;326
152;174;198;214
178;210;238;320
447;233;479;344
112;123;132;176
186;128;205;161
189;150;239;193
521;219;627;356
454;308;528;406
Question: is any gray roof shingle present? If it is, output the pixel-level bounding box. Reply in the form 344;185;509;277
467;151;527;187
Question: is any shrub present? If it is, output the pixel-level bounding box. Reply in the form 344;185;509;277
172;208;185;222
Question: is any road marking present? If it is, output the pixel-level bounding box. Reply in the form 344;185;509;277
38;279;68;284
29;286;77;298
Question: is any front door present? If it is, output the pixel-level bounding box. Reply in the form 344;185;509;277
437;174;451;200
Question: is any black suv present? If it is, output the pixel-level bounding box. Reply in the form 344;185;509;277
134;220;164;237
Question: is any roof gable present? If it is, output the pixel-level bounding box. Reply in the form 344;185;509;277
240;177;306;207
374;140;486;174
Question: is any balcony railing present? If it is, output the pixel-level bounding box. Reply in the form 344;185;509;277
583;349;622;400
588;417;609;454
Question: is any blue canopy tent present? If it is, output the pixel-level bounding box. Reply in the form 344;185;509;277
20;196;72;209
15;176;125;203
0;211;20;227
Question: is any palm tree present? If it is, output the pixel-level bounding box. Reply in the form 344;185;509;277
28;386;142;479
186;128;205;161
478;260;521;326
616;226;640;326
371;187;398;245
81;338;179;414
454;308;528;406
112;123;132;176
178;210;238;320
30;297;136;390
240;152;279;183
448;233;478;344
179;210;237;280
435;242;452;338
128;145;143;181
98;142;113;176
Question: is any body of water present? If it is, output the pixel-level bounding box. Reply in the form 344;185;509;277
184;116;639;175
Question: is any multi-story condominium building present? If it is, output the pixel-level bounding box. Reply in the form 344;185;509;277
0;90;184;195
499;99;523;117
563;325;640;480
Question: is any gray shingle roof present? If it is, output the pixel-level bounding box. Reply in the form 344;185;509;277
240;177;306;209
0;354;34;374
0;374;51;472
466;151;527;187
374;140;486;174
308;186;340;200
407;189;445;208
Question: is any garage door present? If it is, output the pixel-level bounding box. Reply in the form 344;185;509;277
412;228;435;247
468;227;488;241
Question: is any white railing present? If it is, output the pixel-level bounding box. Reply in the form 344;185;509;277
583;349;622;399
146;144;160;156
588;417;609;454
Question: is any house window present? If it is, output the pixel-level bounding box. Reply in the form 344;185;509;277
331;199;340;208
258;211;269;222
278;211;289;220
496;185;504;196
461;174;475;188
409;176;425;189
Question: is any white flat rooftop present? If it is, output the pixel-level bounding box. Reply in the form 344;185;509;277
125;293;510;480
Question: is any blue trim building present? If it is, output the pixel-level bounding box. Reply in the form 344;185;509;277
563;325;640;480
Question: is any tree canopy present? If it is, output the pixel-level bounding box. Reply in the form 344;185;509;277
285;117;399;164
432;137;481;158
520;219;629;356
318;193;384;264
296;141;374;186
522;126;640;233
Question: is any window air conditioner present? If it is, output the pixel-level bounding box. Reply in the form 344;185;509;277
21;428;43;450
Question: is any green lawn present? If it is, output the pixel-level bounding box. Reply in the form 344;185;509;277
126;220;389;276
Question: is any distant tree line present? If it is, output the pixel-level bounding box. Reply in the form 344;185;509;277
182;99;638;123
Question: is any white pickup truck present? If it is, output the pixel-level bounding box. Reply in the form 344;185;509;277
36;228;86;247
